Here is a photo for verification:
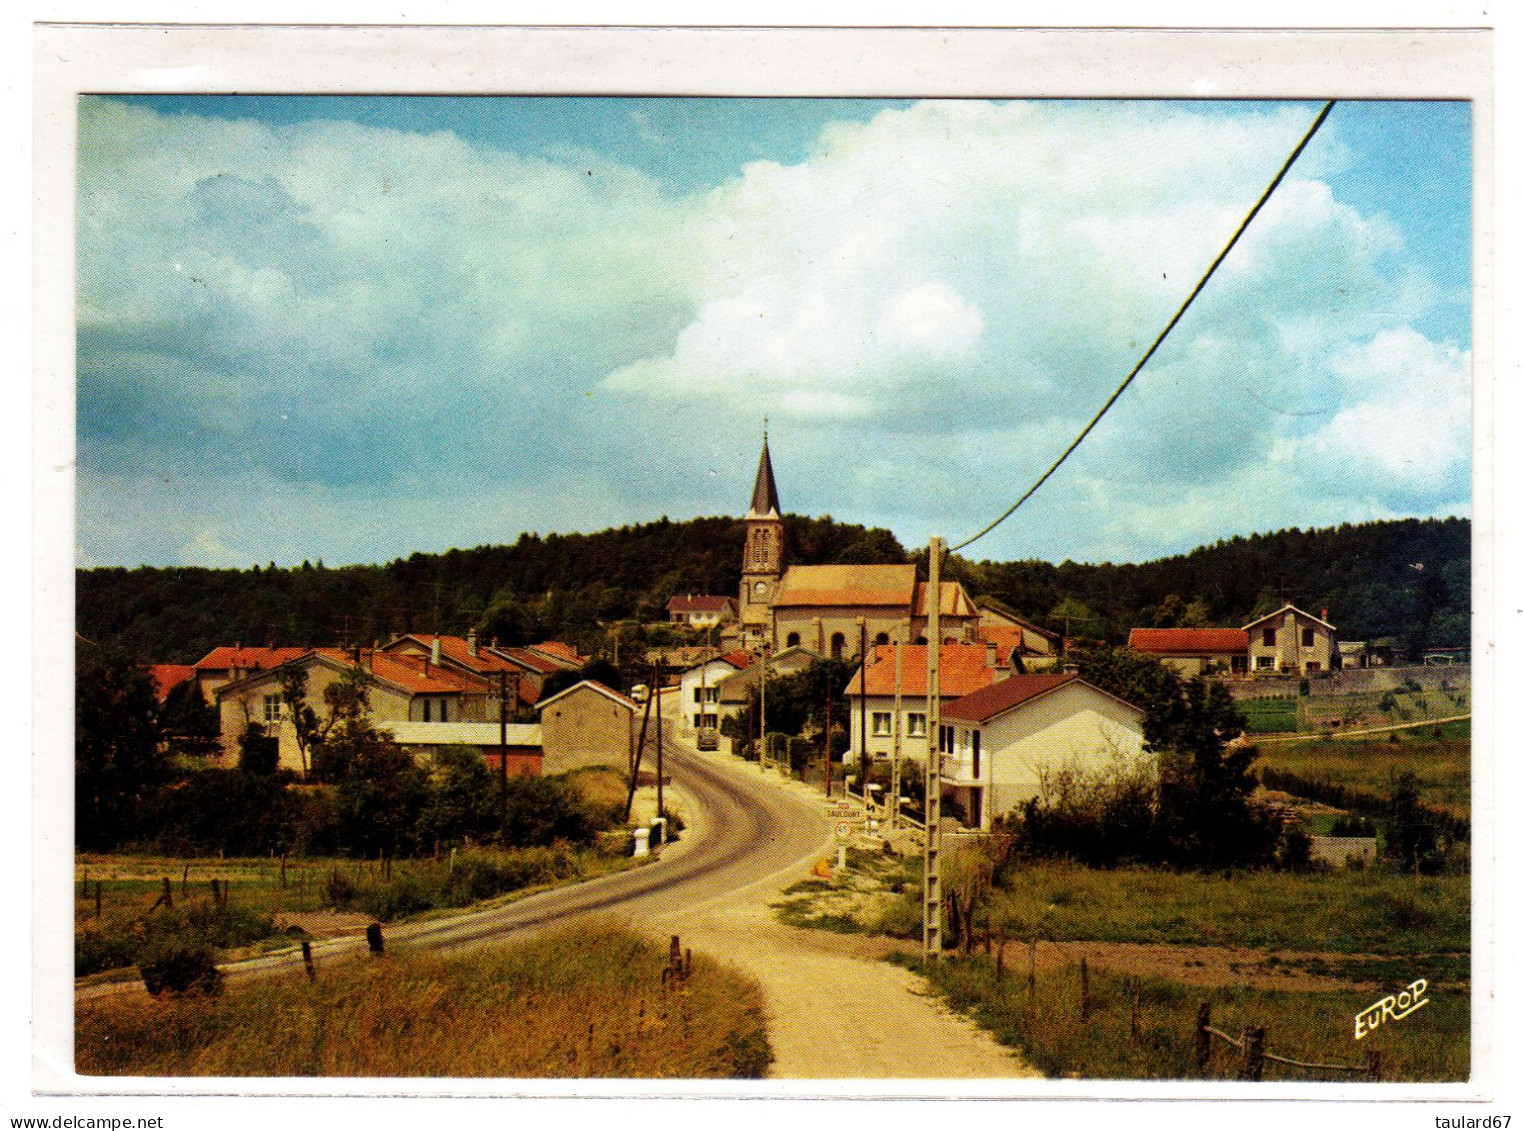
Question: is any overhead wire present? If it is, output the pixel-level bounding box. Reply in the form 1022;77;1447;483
948;100;1336;555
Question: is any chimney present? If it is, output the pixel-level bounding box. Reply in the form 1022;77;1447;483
1321;608;1328;622
986;640;998;670
467;630;478;658
431;637;443;666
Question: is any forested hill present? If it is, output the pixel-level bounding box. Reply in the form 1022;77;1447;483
77;515;1468;664
948;516;1469;654
76;514;909;664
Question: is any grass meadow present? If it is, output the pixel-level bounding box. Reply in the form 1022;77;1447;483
75;842;636;979
76;921;772;1078
1252;736;1471;821
898;953;1467;1082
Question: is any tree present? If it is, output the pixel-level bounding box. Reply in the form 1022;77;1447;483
1385;772;1443;874
158;679;220;761
309;666;378;783
237;722;279;775
1150;678;1277;870
75;641;165;850
417;745;499;848
275;661;324;780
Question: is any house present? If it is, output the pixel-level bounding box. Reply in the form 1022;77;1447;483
382;633;534;713
191;645;308;705
711;645;822;755
1127;628;1249;676
536;680;640;776
977;600;1062;661
214;647;495;772
842;643;1008;765
734;436;978;656
939;673;1147;831
149;664;195;703
667;595;738;628
383;720;544;777
677;650;753;733
1243;606;1338;675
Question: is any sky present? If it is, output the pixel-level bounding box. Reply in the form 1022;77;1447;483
75;96;1473;569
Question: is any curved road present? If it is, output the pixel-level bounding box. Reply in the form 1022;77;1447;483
80;737;836;997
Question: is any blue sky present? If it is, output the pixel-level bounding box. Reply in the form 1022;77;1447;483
77;96;1472;568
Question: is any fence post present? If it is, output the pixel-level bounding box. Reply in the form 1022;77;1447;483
1365;1048;1382;1082
181;863;190;897
1195;1003;1212;1071
1241;1026;1266;1081
670;935;682;970
210;877;220;906
366;923;384;954
1080;957;1092;1021
301;939;316;981
161;876;173;911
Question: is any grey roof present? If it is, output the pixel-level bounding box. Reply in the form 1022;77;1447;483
748;437;781;517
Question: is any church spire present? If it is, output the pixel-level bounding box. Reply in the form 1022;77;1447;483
748;431;781;518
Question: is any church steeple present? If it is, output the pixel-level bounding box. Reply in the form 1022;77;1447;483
739;429;785;650
748;432;781;518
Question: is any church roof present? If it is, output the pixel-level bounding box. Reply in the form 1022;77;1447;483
748;437;781;517
772;564;918;608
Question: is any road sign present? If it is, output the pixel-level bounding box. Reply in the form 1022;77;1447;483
833;821;854;842
825;804;860;820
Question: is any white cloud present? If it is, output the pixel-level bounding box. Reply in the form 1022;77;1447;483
75;97;1470;567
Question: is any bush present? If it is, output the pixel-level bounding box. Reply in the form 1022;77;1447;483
76;900;274;978
1015;756;1162;867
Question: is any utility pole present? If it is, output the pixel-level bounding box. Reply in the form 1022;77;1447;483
759;642;769;770
497;670;509;850
923;536;944;960
858;617;868;803
891;620;905;829
654;658;664;819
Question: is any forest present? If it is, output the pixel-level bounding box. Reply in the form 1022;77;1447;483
77;514;1469;664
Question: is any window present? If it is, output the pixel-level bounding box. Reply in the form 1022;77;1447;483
439;699;448;723
830;632;846;658
971;730;981;779
939;725;953;754
694;687;704;704
786;632;801;647
907;713;927;737
875;632;890;646
1302;627;1316;648
1305;661;1321;673
1263;628;1277;647
262;694;282;723
871;712;893;737
422;699;432;722
1255;655;1275;670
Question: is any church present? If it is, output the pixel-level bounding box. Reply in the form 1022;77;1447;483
736;437;980;658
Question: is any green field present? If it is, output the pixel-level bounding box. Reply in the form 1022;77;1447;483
76;921;771;1078
1253;736;1471;821
901;953;1467;1082
1239;696;1301;734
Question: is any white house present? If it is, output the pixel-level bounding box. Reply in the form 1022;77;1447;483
939;673;1147;831
843;643;1006;764
676;650;753;732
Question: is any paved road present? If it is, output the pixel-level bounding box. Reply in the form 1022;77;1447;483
79;734;837;998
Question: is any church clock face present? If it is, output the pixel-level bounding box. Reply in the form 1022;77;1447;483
753;581;768;598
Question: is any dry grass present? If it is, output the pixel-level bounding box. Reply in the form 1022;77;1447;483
76;920;772;1078
903;954;1468;1082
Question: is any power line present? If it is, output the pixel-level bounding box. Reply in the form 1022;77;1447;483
950;100;1336;555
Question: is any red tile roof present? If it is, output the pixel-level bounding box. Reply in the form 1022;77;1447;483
149;664;195;702
1128;628;1249;655
528;641;588;667
974;625;1024;665
385;635;525;675
773;564;917;608
846;644;998;699
313;649;491;695
494;646;562;675
666;595;736;614
193;646;308;672
943;673;1086;723
720;650;754;670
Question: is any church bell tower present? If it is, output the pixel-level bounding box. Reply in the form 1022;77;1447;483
739;432;784;650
